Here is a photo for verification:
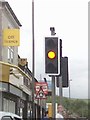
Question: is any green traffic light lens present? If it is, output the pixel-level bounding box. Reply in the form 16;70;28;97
48;51;56;59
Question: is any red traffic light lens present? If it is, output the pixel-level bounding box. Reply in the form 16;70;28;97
48;51;56;59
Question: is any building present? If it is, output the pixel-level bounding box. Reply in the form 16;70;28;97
0;1;42;119
0;1;21;64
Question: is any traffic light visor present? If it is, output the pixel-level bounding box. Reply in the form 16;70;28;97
47;50;56;59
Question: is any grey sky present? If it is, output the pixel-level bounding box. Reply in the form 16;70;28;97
7;0;88;99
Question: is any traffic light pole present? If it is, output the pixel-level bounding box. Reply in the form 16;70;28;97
52;76;56;118
59;39;63;105
59;76;63;105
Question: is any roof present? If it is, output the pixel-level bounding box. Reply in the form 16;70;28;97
0;111;22;119
1;1;22;27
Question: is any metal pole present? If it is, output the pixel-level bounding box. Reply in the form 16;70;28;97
59;39;63;105
32;0;35;119
59;76;63;105
69;80;70;99
52;76;56;118
69;79;72;99
40;99;42;119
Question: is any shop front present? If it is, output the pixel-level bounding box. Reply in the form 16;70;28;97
0;82;32;118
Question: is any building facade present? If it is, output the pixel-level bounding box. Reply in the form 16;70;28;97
0;1;46;119
0;1;21;64
0;1;42;119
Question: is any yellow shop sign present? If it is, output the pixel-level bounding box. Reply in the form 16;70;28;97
3;29;20;46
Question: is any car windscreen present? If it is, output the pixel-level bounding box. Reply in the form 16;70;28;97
1;116;13;120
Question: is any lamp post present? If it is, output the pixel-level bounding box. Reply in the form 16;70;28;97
69;79;72;99
32;0;35;119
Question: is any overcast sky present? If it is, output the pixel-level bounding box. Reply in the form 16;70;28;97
6;0;88;99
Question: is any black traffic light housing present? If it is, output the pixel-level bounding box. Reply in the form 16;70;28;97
56;57;69;87
61;57;69;87
45;37;60;75
56;39;69;87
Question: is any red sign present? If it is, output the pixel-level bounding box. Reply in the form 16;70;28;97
35;82;48;95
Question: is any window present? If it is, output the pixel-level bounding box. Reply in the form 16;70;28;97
3;98;15;113
23;77;31;89
8;47;14;63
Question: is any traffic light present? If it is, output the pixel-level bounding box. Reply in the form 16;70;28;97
61;57;69;87
45;37;60;75
56;57;69;87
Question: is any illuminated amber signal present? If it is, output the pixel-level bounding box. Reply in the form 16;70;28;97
47;50;56;59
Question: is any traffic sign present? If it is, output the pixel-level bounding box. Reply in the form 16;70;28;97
35;87;46;99
35;82;48;94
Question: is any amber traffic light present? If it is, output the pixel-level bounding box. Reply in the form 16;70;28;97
45;37;60;75
47;50;56;59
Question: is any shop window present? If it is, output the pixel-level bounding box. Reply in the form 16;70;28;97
3;98;15;113
3;98;8;112
8;100;15;113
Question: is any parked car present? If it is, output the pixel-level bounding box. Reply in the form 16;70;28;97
0;111;22;120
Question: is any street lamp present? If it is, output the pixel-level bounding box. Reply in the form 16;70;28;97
32;0;35;119
69;79;72;99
